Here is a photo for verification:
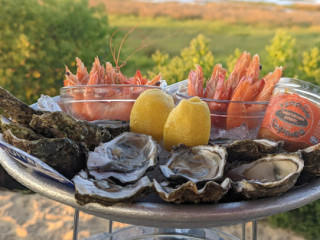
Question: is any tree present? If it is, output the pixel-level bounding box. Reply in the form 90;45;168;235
149;34;214;84
0;0;113;103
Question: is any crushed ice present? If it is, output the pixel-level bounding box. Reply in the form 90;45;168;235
37;95;62;112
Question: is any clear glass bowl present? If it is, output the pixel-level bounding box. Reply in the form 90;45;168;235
60;84;161;121
176;81;269;143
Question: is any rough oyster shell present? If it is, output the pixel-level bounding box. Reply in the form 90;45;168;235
29;111;112;150
0;87;43;126
3;128;88;179
153;178;231;204
228;153;304;199
299;143;320;176
74;171;152;206
225;139;284;170
160;144;227;183
0;117;44;140
87;132;158;183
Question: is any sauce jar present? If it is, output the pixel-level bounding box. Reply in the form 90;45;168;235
258;78;320;152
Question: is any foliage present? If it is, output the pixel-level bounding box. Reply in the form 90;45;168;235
0;0;113;104
300;47;320;85
268;201;320;240
149;34;214;84
265;30;298;77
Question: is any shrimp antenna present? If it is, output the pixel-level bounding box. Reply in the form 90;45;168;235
109;26;182;70
116;26;137;68
109;29;120;67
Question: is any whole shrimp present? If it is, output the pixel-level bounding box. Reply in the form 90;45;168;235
187;51;283;132
63;27;162;121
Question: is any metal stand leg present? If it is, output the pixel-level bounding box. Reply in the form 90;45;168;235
242;222;246;240
252;220;257;240
109;220;113;234
73;209;80;240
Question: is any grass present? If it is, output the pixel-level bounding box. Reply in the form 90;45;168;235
106;14;320;77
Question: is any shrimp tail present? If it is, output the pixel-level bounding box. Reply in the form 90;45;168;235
188;65;204;97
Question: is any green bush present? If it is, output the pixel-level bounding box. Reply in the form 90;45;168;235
149;34;214;84
300;47;320;85
269;201;320;240
0;0;113;104
265;30;298;78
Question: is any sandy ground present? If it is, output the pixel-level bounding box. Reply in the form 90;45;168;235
0;191;306;240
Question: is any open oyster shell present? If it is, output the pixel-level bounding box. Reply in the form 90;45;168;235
74;171;152;206
160;144;227;184
87;132;158;183
299;143;320;177
228;153;304;199
225;139;284;170
153;178;231;204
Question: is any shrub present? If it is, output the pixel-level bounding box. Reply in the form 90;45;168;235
269;201;320;240
265;30;298;77
149;34;214;84
300;47;320;85
0;0;113;104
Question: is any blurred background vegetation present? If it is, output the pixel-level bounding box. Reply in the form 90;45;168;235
1;0;320;238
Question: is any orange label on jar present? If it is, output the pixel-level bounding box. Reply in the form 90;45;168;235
261;93;320;145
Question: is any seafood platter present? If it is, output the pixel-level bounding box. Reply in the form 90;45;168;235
1;52;320;228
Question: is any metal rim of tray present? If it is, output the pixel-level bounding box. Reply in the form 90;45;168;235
1;148;320;229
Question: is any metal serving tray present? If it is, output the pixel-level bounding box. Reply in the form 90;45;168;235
1;140;320;229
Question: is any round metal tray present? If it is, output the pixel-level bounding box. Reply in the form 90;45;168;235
1;145;320;229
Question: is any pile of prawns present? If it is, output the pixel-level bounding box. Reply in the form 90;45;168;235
187;51;283;129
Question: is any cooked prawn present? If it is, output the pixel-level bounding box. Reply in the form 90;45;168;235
188;65;204;97
254;67;283;102
187;51;283;132
63;27;163;121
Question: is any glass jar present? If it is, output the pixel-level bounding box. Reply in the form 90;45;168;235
258;78;320;152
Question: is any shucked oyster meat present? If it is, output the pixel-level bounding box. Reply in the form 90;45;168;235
87;132;158;183
228;153;304;199
160;144;227;183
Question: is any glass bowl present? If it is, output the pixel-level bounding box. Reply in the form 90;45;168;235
176;81;269;143
60;84;161;121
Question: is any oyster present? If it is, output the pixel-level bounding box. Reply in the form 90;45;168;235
29;111;112;150
74;171;152;206
228;153;304;199
91;119;130;138
0;117;44;140
3;126;88;179
87;132;158;183
0;87;43;125
153;178;231;204
225;139;284;170
299;143;320;177
160;144;227;183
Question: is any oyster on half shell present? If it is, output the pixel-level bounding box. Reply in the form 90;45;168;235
228;153;304;199
74;171;152;206
299;143;320;177
160;144;227;184
225;139;284;170
153;178;231;204
87;132;158;183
